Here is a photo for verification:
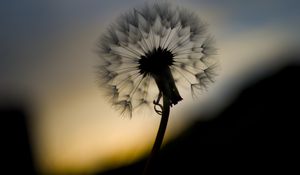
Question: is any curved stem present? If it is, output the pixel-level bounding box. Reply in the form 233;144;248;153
143;95;170;175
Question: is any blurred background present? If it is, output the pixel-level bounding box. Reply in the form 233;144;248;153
1;0;299;174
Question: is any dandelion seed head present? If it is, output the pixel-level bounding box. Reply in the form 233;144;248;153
97;2;218;117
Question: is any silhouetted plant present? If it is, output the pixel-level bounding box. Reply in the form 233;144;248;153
96;2;217;174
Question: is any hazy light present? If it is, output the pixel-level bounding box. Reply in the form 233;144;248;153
1;0;299;174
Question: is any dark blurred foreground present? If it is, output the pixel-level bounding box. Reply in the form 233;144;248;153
0;101;36;174
98;53;300;175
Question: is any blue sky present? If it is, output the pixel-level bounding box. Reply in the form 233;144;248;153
1;0;299;89
1;0;299;45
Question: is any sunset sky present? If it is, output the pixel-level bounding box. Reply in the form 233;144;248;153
1;0;299;174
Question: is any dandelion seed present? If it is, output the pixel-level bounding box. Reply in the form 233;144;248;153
97;2;217;116
96;2;218;174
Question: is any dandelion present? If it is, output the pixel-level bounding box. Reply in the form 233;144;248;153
96;2;217;174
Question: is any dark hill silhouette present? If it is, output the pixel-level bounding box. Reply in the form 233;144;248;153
97;53;300;175
2;52;298;175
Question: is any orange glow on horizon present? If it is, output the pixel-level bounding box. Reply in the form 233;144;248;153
32;84;187;174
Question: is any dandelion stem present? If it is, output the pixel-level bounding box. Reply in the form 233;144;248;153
143;95;170;175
